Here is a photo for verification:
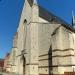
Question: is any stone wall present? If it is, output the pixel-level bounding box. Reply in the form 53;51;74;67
11;0;75;75
52;26;75;74
38;23;61;75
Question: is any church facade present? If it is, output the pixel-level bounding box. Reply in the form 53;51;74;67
7;0;75;75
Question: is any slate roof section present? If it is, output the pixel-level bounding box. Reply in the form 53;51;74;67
39;5;75;32
26;0;75;32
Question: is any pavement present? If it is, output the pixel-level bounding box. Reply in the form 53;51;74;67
0;72;19;75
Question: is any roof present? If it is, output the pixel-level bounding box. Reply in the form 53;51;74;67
39;5;75;33
26;0;75;32
5;53;10;59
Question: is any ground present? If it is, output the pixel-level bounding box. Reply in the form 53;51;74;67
0;72;18;75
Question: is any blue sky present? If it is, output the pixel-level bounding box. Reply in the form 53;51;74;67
0;0;75;58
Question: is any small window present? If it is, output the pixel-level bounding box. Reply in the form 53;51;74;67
24;19;27;24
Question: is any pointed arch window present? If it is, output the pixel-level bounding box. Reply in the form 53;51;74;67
24;19;27;24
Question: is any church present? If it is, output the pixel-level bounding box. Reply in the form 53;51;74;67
6;0;75;75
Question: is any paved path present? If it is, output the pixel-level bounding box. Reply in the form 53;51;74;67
0;72;19;75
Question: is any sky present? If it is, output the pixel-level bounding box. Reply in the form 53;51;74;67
0;0;75;58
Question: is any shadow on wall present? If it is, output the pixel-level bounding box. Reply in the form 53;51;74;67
48;45;53;75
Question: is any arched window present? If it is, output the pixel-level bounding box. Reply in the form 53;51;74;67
24;19;27;24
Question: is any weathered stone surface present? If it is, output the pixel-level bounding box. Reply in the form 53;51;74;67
6;0;75;75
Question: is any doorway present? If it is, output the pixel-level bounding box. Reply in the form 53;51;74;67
22;55;26;75
48;45;53;75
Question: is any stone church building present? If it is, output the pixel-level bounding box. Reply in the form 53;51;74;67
7;0;75;75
